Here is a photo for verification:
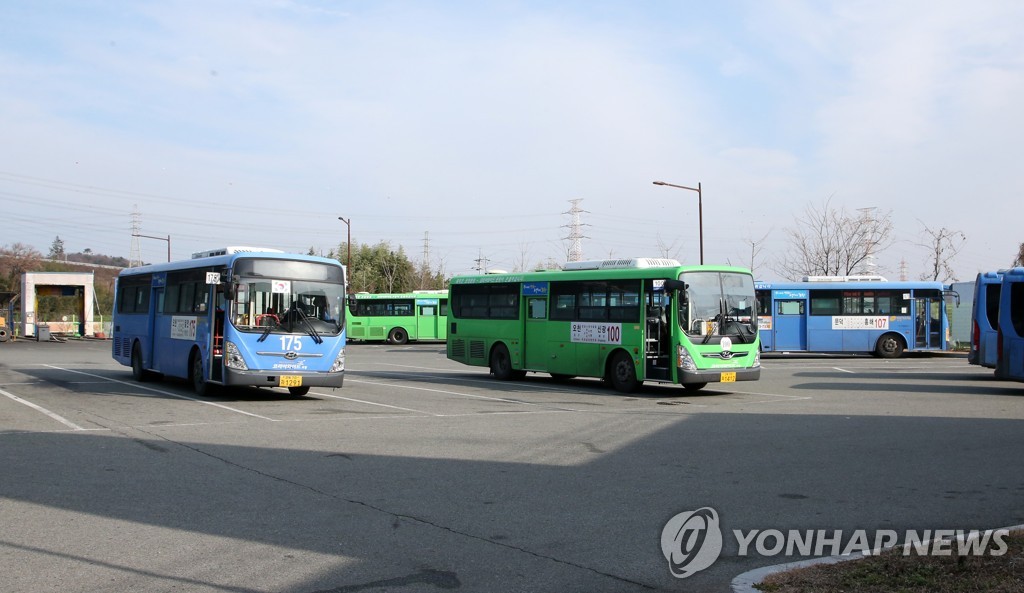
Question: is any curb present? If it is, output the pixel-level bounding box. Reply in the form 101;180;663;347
730;523;1024;593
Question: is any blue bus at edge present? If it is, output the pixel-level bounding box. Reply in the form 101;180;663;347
969;270;1005;368
112;247;347;396
995;267;1024;382
755;277;952;358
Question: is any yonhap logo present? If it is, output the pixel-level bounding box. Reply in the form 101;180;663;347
660;507;723;578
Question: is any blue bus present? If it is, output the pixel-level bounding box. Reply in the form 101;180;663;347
112;247;347;396
969;271;1004;368
995;267;1024;382
755;279;951;358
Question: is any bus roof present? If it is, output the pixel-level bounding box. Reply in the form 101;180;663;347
117;250;343;277
450;261;752;284
755;280;948;291
352;291;448;299
977;270;1008;283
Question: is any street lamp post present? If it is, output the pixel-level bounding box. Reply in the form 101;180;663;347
337;216;352;277
653;180;703;264
133;233;171;262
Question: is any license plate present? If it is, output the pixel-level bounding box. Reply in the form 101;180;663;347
279;375;303;387
720;371;737;383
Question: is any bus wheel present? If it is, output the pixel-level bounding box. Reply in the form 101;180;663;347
683;382;707;392
190;350;209;396
131;342;150;382
875;333;905;358
288;386;311;396
388;328;409;345
490;344;522;380
608;351;640;393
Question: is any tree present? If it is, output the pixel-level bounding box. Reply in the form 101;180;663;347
48;236;65;260
775;197;893;280
655;234;682;261
742;229;772;278
0;243;43;293
1015;243;1024;267
916;223;966;282
338;240;417;293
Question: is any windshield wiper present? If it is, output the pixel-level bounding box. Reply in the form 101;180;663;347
294;306;323;344
702;299;725;344
257;316;280;342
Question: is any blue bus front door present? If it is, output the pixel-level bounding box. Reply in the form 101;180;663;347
774;299;807;351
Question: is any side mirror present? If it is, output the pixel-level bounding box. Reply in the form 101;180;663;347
663;279;688;307
347;294;357;310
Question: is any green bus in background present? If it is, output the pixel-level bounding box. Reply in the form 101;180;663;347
446;258;761;392
346;290;448;344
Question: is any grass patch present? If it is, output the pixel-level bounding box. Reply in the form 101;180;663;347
756;531;1024;593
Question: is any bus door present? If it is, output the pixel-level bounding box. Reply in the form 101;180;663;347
416;299;439;340
524;295;550;371
148;285;163;370
915;292;942;349
437;298;448;340
773;291;808;351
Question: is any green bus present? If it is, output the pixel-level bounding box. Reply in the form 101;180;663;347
447;258;761;392
346;290;448;344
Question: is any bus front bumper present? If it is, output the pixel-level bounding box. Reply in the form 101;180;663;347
677;367;761;385
223;369;345;390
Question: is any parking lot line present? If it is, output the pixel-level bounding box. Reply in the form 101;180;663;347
42;365;279;422
314;391;442;416
0;387;86;431
346;377;582;411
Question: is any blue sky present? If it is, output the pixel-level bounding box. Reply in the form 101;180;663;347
1;0;1021;279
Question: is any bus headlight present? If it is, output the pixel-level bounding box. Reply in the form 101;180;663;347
330;347;346;373
753;350;761;367
224;341;248;370
677;345;697;372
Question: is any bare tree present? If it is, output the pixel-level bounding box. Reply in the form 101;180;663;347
1014;243;1024;267
742;229;772;277
513;242;531;272
916;223;966;282
655;234;682;261
775;197;894;280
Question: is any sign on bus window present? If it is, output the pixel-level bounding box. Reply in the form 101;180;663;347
528;298;547;319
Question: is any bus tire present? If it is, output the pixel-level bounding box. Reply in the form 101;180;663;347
683;382;707;392
874;333;905;358
490;343;523;380
607;351;640;393
190;349;209;396
288;386;311;396
131;342;150;382
0;328;8;342
388;327;409;345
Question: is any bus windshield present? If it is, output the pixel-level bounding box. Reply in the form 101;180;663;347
678;271;757;341
231;277;345;336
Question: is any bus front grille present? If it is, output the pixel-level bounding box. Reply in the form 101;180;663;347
469;340;486;360
451;339;466;358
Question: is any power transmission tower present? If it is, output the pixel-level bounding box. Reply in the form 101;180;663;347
129;205;142;268
563;198;589;262
473;249;490;273
420;231;431;289
857;207;878;275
